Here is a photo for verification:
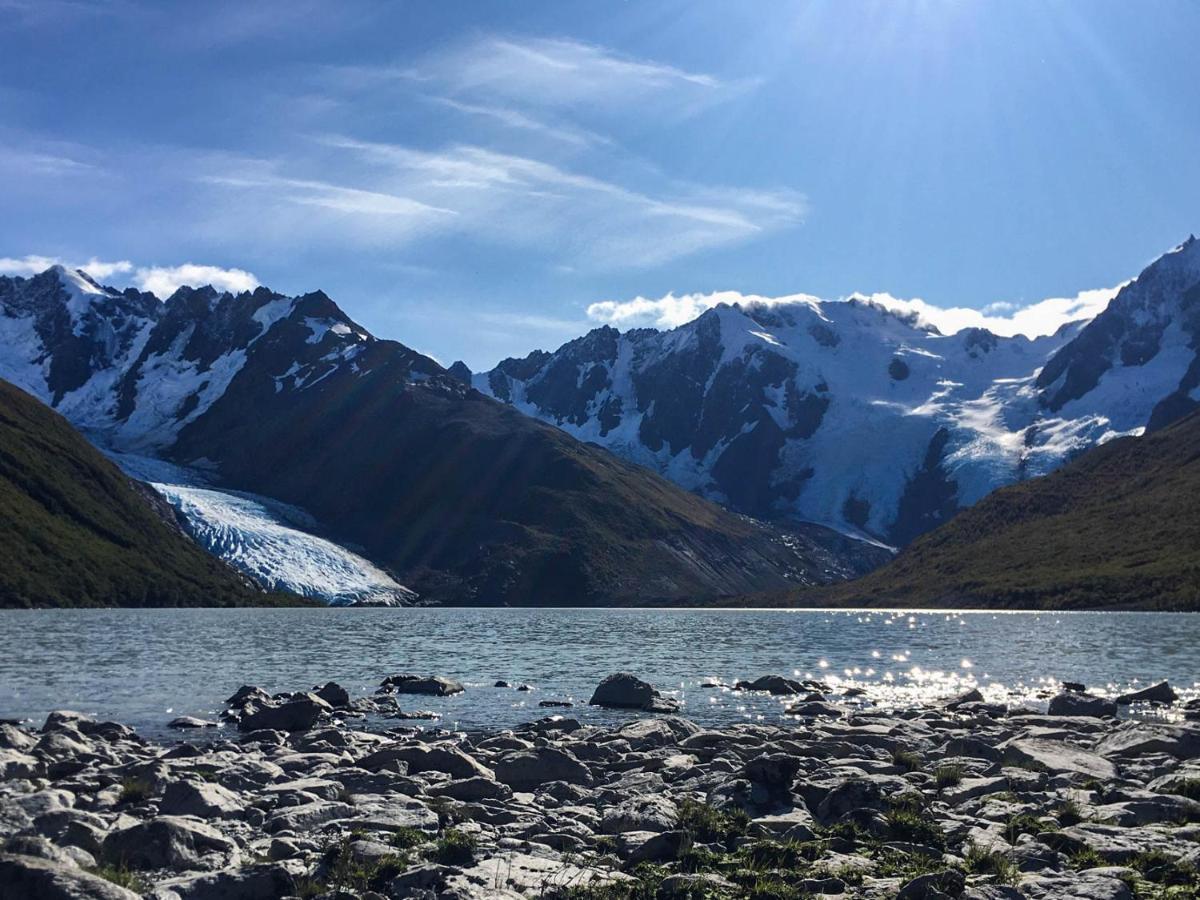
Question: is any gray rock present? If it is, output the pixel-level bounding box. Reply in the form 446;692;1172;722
494;746;593;790
159;780;243;818
101;816;236;870
266;800;356;833
1047;692;1117;718
167;716;218;730
735;675;803;695
168;862;297;900
1095;723;1200;759
0;747;41;779
2;835;80;867
619;829;692;863
238;694;331;733
589;673;678;712
380;674;464;696
358;742;493;780
430;776;514;802
600;795;678;834
0;852;141;899
313;681;351;707
1002;738;1117;781
897;869;966;899
1115;681;1177;705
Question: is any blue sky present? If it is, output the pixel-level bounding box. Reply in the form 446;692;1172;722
2;1;1198;369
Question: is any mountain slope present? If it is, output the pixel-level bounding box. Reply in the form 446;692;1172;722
0;379;296;608
0;270;882;606
472;237;1200;546
796;410;1200;610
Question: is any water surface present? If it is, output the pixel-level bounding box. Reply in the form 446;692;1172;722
1;608;1195;739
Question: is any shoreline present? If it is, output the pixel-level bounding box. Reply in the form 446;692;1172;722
2;675;1199;899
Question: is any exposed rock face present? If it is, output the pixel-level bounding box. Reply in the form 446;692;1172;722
2;684;1199;898
479;238;1200;545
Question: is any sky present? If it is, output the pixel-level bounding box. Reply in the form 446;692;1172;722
1;1;1198;369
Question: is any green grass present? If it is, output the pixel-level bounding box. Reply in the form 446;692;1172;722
1056;799;1085;826
934;764;965;789
892;749;923;773
116;777;154;806
1005;812;1055;845
676;800;751;846
884;805;946;850
389;827;430;851
1131;850;1198;886
963;844;1020;885
1069;847;1105;870
88;865;149;892
431;829;476;866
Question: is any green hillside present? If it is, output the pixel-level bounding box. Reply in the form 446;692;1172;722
0;379;306;608
788;410;1200;610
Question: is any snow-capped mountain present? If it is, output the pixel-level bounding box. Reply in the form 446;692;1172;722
0;265;878;605
472;237;1200;545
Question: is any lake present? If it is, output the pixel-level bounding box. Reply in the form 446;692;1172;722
1;608;1196;739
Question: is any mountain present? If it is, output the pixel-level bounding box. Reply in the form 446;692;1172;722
473;237;1200;547
0;378;299;608
0;267;885;606
792;409;1200;610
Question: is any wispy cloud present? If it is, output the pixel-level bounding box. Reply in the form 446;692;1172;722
432;97;611;148
587;286;1120;337
426;36;731;111
196;137;804;268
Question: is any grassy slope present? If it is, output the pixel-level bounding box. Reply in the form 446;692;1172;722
0;379;309;608
784;410;1200;610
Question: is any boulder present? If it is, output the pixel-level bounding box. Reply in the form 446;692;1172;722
1047;692;1117;718
159;780;243;818
224;685;270;706
380;674;464;696
1002;738;1117;781
238;694;331;732
494;746;593;790
313;681;351;707
0;852;141;899
600;795;678;834
734;675;803;695
589;673;678;712
1095;723;1200;759
358;742;493;779
167;717;218;730
430;776;514;802
619;829;692;863
168;862;297;900
942;688;985;710
101;816;236;870
1116;680;1178;705
266;800;356;833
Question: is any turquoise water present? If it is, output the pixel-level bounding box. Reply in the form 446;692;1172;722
0;608;1196;738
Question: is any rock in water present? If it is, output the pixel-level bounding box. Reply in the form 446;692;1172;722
1116;681;1177;705
1048;692;1117;717
238;694;330;732
589;673;679;712
734;675;804;695
380;675;465;696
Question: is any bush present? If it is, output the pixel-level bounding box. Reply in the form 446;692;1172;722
432;829;476;866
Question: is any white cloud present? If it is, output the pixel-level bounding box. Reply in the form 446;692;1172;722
854;287;1122;337
587;285;1121;337
269;136;804;267
133;264;260;298
433;97;611;148
420;36;729;111
0;254;132;279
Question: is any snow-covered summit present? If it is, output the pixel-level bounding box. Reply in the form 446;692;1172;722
476;239;1200;545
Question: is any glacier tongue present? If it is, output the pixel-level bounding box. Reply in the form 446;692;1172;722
108;452;416;606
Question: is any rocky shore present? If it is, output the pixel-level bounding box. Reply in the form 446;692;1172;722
2;674;1199;900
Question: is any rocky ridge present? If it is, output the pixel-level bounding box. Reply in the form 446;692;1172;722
2;676;1198;899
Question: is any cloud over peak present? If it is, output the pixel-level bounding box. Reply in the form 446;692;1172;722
0;255;259;298
587;285;1121;338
